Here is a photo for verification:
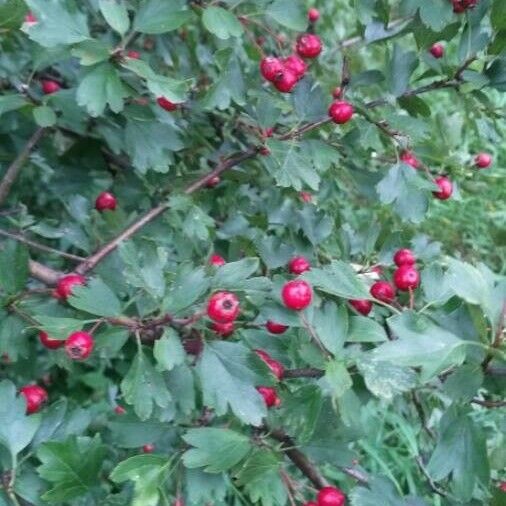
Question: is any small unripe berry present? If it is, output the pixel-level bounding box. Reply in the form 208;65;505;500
300;191;313;203
328;100;354;124
317;486;346;506
474;152;492;168
53;274;86;300
283;54;307;80
288;256;311;275
260;56;284;82
20;385;48;414
39;331;65;350
393;266;420;291
393;248;416;267
212;321;235;337
259;146;271;156
142;444;155;453
370;281;395;303
254;349;284;380
499;482;506;492
65;331;94;360
95;191;117;212
265;320;288;334
127;50;140;59
332;87;342;99
206;175;220;188
349;299;372;316
157;97;177;111
207;292;240;323
41;80;61;95
433;176;453;200
209;254;226;267
430;43;444;59
114;405;126;415
25;12;37;23
256;386;281;408
308;8;320;22
273;69;298;93
296;34;323;58
400;150;420;169
282;280;313;311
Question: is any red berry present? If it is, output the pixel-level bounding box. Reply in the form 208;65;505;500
65;331;94;360
300;191;313;203
173;498;185;506
20;385;48;414
206;175;220;188
308;8;320;22
259;146;271;156
114;405;126;415
430;43;444;59
39;331;65;350
288;256;311;275
328;100;354;124
474;152;492;168
370;264;383;275
256;386;280;408
262;127;274;138
400;150;420;169
209;254;226;267
273;69;298;93
157;97;177;111
499;482;506;492
349;299;372;316
296;34;323;58
265;320;288;334
25;12;37;23
95;191;117;212
127;50;140;59
393;248;416;267
282;280;313;311
332;87;342;99
212;321;235;337
393;265;420;291
370;281;395;303
260;56;284;82
317;486;346;506
41;80;61;95
254;349;284;380
207;292;240;323
53;274;86;300
283;54;307;80
304;502;318;506
142;444;155;453
433;176;453;200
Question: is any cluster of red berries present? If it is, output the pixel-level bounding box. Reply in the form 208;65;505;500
451;0;478;13
259;31;322;93
304;485;346;506
282;255;313;311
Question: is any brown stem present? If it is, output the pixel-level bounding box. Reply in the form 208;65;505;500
28;260;62;285
283;368;324;379
415;456;447;497
0;128;45;206
0;229;85;262
470;398;506;408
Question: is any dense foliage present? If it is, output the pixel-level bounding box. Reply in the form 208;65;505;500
0;0;504;505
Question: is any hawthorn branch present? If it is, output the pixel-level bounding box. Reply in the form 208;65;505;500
283;368;324;379
28;260;62;285
0;229;85;262
415;456;447;498
0;128;45;206
470;398;506;409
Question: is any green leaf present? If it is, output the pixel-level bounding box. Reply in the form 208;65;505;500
0;0;26;29
372;312;466;379
0;380;40;457
427;407;489;501
0;240;29;294
163;265;209;314
212;258;259;288
121;348;171;420
37;435;106;502
322;360;352;399
197;341;267;426
202;7;243;40
98;0;129;35
445;258;491;307
312;302;348;355
267;0;306;31
388;44;418;96
491;0;506;30
347;316;388;343
23;0;89;47
443;365;484;402
303;261;370;300
110;454;166;482
33;105;56;127
183;428;251;473
68;277;121;317
76;63;128;117
134;1;192;34
71;39;111;66
358;359;417;400
418;0;454;32
0;95;28;116
153;329;185;371
34;316;84;341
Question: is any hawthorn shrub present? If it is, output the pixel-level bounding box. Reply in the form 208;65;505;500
0;0;505;505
